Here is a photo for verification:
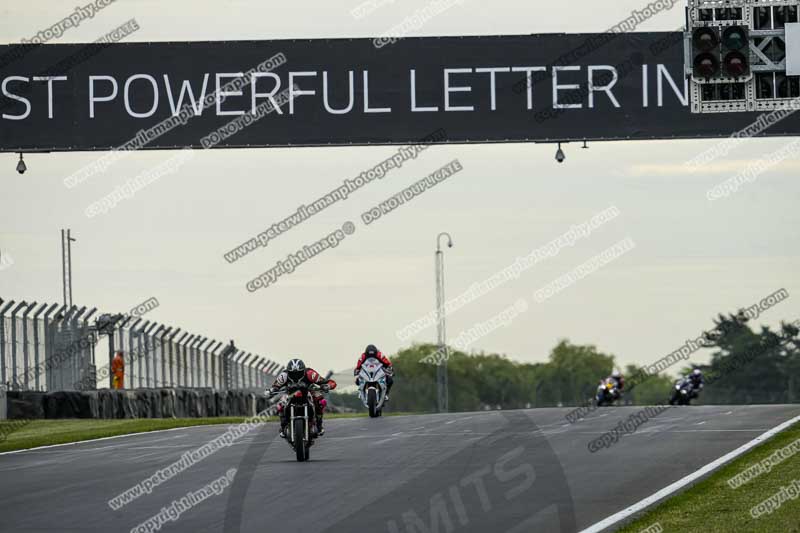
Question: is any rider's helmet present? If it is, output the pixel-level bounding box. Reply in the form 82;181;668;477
611;369;621;379
286;359;306;381
692;368;702;377
365;344;379;358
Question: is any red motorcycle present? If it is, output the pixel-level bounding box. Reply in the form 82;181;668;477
281;382;325;462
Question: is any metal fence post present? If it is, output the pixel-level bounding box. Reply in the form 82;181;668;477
48;304;59;391
151;325;163;387
143;322;158;387
203;339;217;388
240;353;249;388
195;337;208;388
242;354;250;388
145;322;159;387
21;302;36;390
174;332;188;387
41;304;59;391
65;306;79;390
253;359;261;388
187;336;196;387
70;307;85;390
191;337;202;387
243;355;250;388
123;317;140;389
168;329;182;387
230;351;239;389
182;335;195;388
197;337;206;387
195;337;204;387
234;351;245;389
134;320;148;388
0;300;14;388
31;303;47;391
68;307;85;390
157;327;171;388
49;305;67;391
209;341;222;390
131;320;145;388
10;302;27;390
80;308;97;390
221;341;236;391
126;319;137;389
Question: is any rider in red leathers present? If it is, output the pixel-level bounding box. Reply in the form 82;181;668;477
354;344;394;400
267;358;337;437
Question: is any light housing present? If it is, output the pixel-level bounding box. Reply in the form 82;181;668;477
721;25;751;78
555;143;565;163
693;27;722;78
16;153;26;174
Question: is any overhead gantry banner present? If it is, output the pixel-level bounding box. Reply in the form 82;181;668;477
1;33;799;152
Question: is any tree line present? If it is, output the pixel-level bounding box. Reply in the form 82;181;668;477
331;311;800;412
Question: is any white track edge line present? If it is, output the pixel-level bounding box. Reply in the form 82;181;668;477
0;423;236;457
578;413;800;533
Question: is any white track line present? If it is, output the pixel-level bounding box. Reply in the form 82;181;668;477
0;424;229;457
579;413;800;533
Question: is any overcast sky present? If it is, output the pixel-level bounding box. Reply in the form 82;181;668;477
1;0;798;377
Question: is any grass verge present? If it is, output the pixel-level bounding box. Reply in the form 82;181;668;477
0;418;253;453
618;422;800;533
0;411;417;453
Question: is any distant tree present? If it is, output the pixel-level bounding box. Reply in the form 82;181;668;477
701;313;800;404
624;363;674;405
377;312;800;415
546;340;616;406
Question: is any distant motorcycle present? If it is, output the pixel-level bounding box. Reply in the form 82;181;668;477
276;382;324;462
356;357;388;418
669;378;696;406
595;378;620;407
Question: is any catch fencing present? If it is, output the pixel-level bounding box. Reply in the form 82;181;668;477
0;298;282;396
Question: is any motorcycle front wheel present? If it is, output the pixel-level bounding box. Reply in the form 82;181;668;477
294;419;308;462
368;389;378;418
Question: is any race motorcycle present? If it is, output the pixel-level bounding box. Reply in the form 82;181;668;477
669;378;696;406
595;378;620;407
356;357;388;418
274;382;324;462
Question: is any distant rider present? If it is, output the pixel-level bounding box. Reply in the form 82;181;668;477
598;369;625;400
603;369;624;400
685;368;705;398
267;358;337;438
354;344;394;400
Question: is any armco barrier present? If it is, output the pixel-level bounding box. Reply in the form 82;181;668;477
4;388;274;420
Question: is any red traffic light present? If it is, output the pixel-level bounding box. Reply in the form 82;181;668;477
723;51;748;77
693;27;719;51
694;53;720;78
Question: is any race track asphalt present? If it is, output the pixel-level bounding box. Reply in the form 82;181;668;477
0;404;797;533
